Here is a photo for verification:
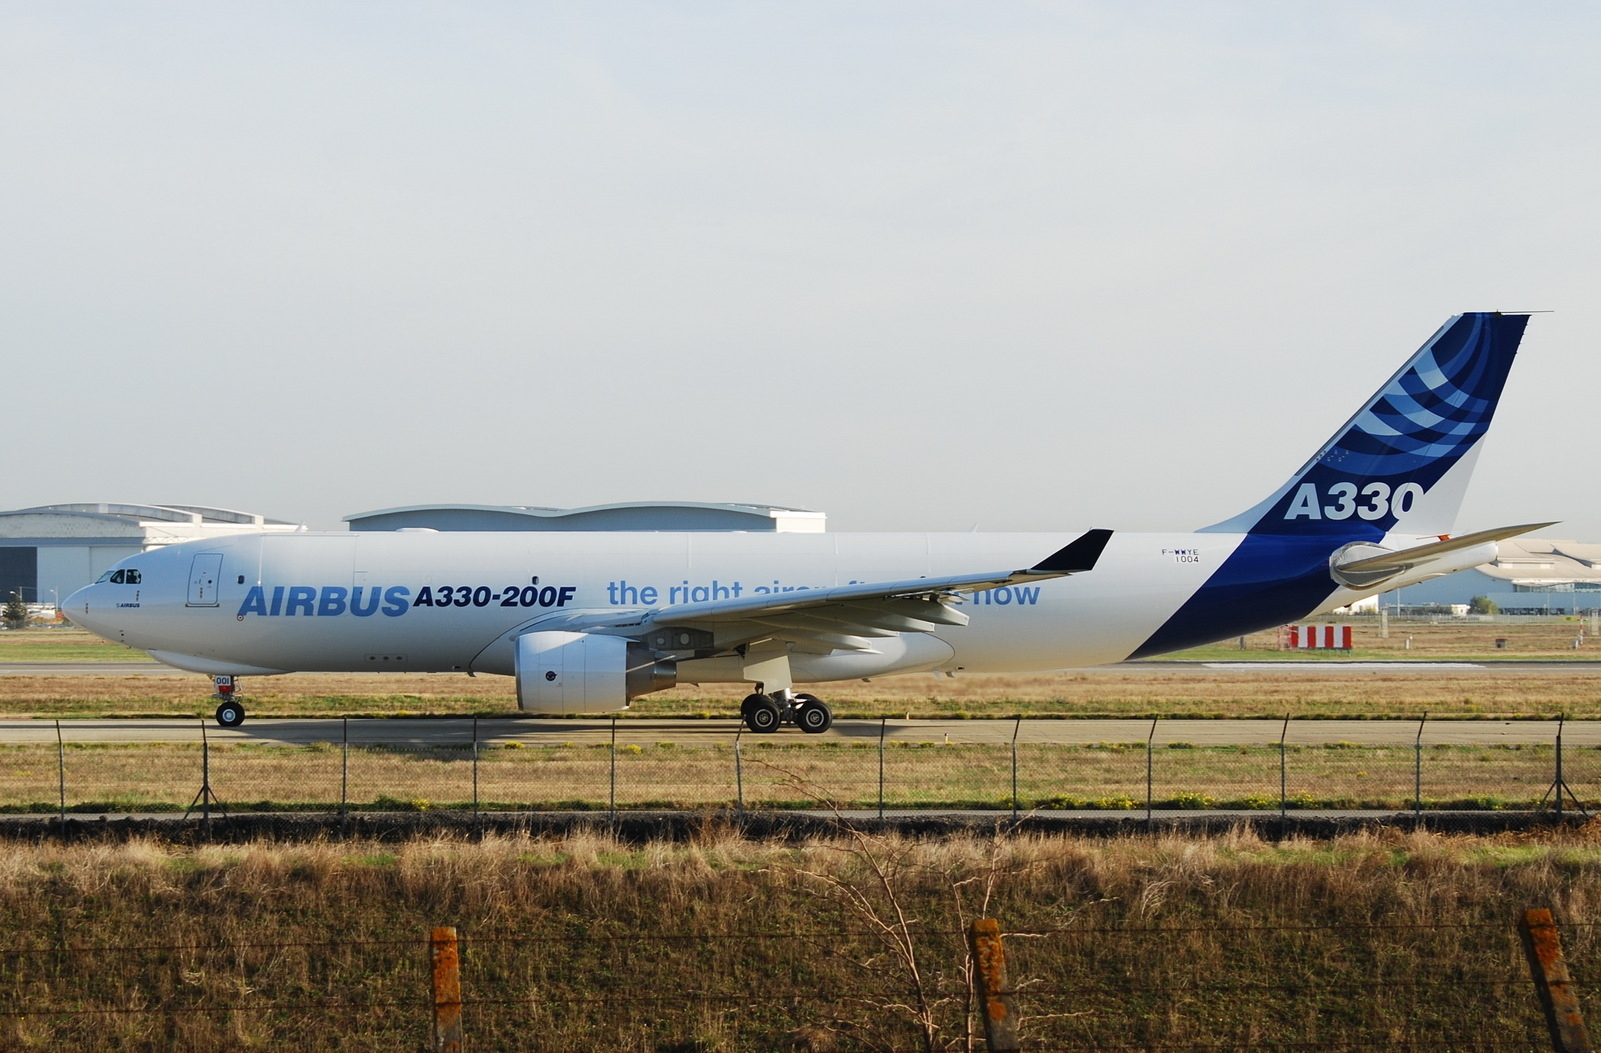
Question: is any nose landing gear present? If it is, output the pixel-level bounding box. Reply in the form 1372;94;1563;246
212;675;246;728
740;689;833;734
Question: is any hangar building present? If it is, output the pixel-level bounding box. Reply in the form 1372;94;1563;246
0;504;302;609
343;502;827;533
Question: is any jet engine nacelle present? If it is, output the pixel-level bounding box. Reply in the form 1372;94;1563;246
514;631;676;714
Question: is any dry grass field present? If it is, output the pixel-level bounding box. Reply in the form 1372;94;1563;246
3;665;1601;720
0;631;153;662
3;623;1601;720
0;825;1594;1050
1;738;1593;813
1176;618;1597;661
4;619;1596;664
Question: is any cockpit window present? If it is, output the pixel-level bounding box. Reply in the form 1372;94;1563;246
96;570;113;583
125;570;141;584
109;570;125;584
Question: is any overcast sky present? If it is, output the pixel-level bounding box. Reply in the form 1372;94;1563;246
4;3;1597;536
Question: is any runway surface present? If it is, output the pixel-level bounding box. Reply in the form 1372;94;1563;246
3;715;1595;748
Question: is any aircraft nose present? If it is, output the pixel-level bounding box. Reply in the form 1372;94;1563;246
62;585;101;632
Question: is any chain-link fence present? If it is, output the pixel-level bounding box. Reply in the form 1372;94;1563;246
1;718;1597;816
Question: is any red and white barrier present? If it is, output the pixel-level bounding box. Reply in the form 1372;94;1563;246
1286;624;1352;650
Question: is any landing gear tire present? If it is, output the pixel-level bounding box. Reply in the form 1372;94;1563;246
795;695;833;734
742;693;782;733
215;701;245;728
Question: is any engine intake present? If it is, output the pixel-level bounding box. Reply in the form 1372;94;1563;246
515;631;677;714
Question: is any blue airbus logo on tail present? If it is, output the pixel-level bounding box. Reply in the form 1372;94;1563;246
1207;312;1527;540
1135;312;1531;658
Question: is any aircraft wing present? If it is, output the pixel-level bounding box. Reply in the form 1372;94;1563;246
629;528;1113;654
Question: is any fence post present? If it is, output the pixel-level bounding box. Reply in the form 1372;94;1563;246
471;716;480;819
734;727;744;820
609;715;617;824
1541;715;1588;819
1557;715;1565;822
1146;717;1156;825
967;919;1020;1052
878;717;887;820
431;926;464;1052
203;716;212;825
1414;712;1427;820
55;719;65;825
341;717;349;830
1519;908;1593;1053
1280;713;1290;819
1011;717;1021;820
182;719;224;831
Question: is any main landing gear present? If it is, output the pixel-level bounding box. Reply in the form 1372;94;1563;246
212;675;246;728
740;690;833;734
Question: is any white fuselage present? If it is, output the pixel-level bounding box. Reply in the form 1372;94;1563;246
65;528;1484;684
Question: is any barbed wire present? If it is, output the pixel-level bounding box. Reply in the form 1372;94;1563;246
0;975;1550;1050
1013;977;1531;995
0;915;1580;959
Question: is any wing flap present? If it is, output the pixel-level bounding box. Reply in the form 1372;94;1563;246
841;598;970;627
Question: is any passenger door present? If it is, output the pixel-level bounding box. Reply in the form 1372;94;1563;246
186;553;224;606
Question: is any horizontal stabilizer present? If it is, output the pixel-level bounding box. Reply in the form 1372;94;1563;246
1330;522;1557;588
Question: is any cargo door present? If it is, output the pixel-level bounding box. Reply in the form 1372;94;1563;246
186;553;224;606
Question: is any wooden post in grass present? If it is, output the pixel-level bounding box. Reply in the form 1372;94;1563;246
1520;909;1593;1053
968;919;1019;1052
431;926;464;1052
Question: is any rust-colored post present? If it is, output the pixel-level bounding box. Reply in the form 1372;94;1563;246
431;926;463;1052
967;918;1020;1051
1520;909;1593;1053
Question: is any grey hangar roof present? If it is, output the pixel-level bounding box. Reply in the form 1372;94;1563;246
343;502;827;533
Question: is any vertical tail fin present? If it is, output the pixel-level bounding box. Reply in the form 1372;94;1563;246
1201;312;1530;539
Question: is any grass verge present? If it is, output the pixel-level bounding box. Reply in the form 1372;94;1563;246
0;825;1595;1050
2;740;1595;814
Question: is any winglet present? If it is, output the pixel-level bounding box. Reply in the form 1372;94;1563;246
1031;529;1114;574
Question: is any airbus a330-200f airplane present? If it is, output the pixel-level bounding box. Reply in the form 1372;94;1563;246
68;313;1549;733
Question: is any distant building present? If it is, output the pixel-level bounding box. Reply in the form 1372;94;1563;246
1379;537;1601;615
344;502;827;533
0;504;301;609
